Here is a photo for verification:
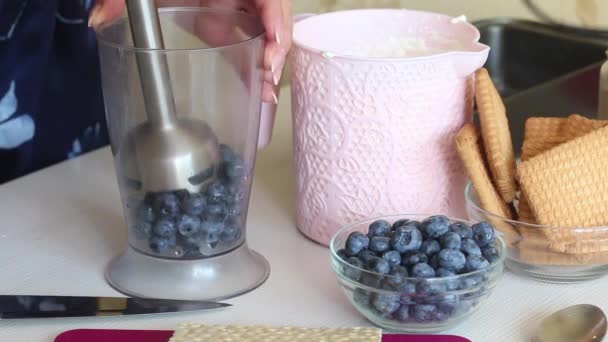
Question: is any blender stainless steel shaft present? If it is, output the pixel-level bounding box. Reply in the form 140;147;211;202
126;0;175;128
123;0;218;193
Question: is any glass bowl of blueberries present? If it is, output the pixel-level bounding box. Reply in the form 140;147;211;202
330;214;506;333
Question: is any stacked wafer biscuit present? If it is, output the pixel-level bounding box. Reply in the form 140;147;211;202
455;68;608;266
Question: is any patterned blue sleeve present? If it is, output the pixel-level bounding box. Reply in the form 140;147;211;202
0;0;109;183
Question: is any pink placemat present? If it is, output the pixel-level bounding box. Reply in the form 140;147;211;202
55;329;471;342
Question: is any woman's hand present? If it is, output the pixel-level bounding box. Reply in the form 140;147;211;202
90;0;292;103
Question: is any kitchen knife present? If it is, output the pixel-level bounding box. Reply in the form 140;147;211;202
54;329;472;342
0;295;230;319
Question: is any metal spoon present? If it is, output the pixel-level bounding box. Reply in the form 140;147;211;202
534;304;607;342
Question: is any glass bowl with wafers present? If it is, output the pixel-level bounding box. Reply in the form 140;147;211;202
466;182;608;283
457;68;608;283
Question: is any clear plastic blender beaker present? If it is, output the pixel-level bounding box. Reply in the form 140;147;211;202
96;5;269;300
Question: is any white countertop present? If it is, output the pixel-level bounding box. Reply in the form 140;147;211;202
0;90;607;342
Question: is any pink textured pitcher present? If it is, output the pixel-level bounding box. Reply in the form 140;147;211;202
290;9;490;245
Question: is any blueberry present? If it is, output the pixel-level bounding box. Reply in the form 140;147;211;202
450;222;473;240
407;220;422;228
420;239;441;256
221;221;241;243
386;265;409;289
459;276;482;290
394;305;410;322
173;189;190;201
226;202;242;218
224;183;244;203
412;304;437;322
402;252;428;266
482;246;500;264
436;294;460;314
466;254;491;272
133;221;152;239
390;226;423;253
436;268;459;290
435;267;456;277
345;257;364;281
416;281;446;296
438;248;466;272
177;214;201;237
205;202;228;221
428;254;440;269
432;309;449;321
149;235;176;252
387;265;408;285
461;238;482;256
206;181;226;201
440;232;462;250
421;215;450;239
353;289;371;307
136;204;155;222
471;222;495;248
392;219;410;230
219;144;236;162
357;250;377;264
372;293;401;316
153;218;177;237
382;250;401;267
367;220;391;238
336;249;348;260
223;159;246;180
360;274;382;288
154;193;180;218
345;232;370;256
182;234;204;250
181;193;206;216
411;263;435;278
367;256;391;275
398;282;418;299
369;236;390;253
206;229;221;248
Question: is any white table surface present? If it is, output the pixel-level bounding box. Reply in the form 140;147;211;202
0;91;606;342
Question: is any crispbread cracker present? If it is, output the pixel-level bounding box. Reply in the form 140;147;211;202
455;123;518;244
169;324;382;342
564;114;608;140
518;125;608;228
475;68;517;203
520;117;569;162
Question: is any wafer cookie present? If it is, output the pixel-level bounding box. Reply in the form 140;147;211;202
517;192;536;224
455;123;518;244
564;114;608;140
519;125;608;228
520;117;569;162
518;239;608;265
475;68;518;203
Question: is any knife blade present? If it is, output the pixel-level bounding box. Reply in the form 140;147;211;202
0;295;230;319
